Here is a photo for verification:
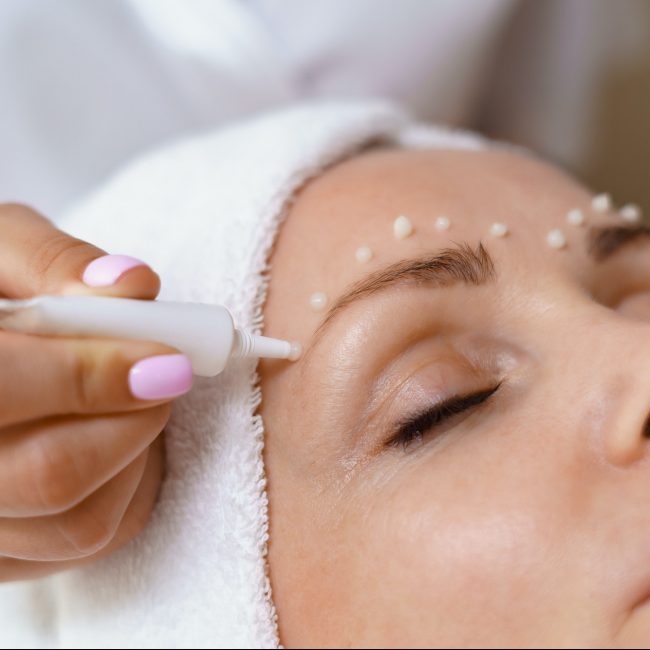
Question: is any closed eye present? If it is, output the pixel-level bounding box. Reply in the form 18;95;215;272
386;383;502;450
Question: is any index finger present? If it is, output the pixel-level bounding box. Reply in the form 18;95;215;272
0;203;159;299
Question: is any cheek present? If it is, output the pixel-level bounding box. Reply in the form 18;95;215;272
355;465;549;640
288;434;591;647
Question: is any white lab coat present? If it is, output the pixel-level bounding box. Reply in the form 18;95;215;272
1;0;648;216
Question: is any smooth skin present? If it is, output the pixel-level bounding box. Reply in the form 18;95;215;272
0;204;180;581
260;148;650;648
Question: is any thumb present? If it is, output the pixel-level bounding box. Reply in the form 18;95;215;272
0;203;160;300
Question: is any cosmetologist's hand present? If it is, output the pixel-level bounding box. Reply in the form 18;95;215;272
0;204;192;582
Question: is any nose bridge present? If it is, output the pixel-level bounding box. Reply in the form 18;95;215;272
553;303;650;467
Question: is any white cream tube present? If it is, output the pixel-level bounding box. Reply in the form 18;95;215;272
0;296;301;377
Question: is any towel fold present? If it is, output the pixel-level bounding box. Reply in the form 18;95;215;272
0;101;488;649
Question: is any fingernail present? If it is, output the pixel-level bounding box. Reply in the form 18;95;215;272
83;254;149;287
128;354;193;400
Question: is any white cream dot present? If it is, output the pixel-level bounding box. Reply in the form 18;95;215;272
435;215;451;231
566;209;585;226
355;245;373;263
620;203;642;223
309;292;328;311
546;229;567;249
393;215;413;239
489;222;508;237
592;193;612;213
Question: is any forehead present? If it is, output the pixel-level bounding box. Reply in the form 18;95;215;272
289;146;587;227
263;147;593;344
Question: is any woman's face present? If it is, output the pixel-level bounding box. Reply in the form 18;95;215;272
259;148;650;648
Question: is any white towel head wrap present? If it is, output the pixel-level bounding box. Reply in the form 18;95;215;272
0;101;489;649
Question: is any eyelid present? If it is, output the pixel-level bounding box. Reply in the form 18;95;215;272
356;336;503;446
386;383;502;450
364;337;488;419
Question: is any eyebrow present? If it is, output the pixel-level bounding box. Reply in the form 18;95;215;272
314;242;496;339
307;222;649;352
587;223;650;262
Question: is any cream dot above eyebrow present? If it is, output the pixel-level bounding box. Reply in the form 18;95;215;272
620;204;642;223
309;292;328;311
355;245;373;263
435;215;451;231
489;222;508;237
547;228;567;249
393;215;413;239
592;193;612;213
566;209;585;226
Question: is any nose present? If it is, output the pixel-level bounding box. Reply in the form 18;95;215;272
605;382;650;466
587;313;650;467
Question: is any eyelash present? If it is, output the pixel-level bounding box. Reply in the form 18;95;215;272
386;383;502;450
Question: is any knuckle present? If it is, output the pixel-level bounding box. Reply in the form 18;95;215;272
115;445;164;546
23;437;87;514
118;485;159;545
0;202;43;224
28;233;88;292
118;498;153;544
58;506;117;556
126;407;171;446
69;345;95;413
66;342;121;412
146;403;173;432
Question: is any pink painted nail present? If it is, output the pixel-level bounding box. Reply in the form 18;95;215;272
128;354;193;400
82;254;149;287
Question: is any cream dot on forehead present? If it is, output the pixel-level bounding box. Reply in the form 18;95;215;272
489;222;508;237
393;215;413;239
355;245;373;263
435;215;451;231
566;209;585;226
309;291;328;311
592;193;612;213
546;228;567;249
620;204;641;223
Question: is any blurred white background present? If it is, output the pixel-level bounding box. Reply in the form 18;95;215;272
1;0;648;217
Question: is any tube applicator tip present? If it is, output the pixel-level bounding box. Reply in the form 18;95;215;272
288;341;303;361
233;329;301;361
